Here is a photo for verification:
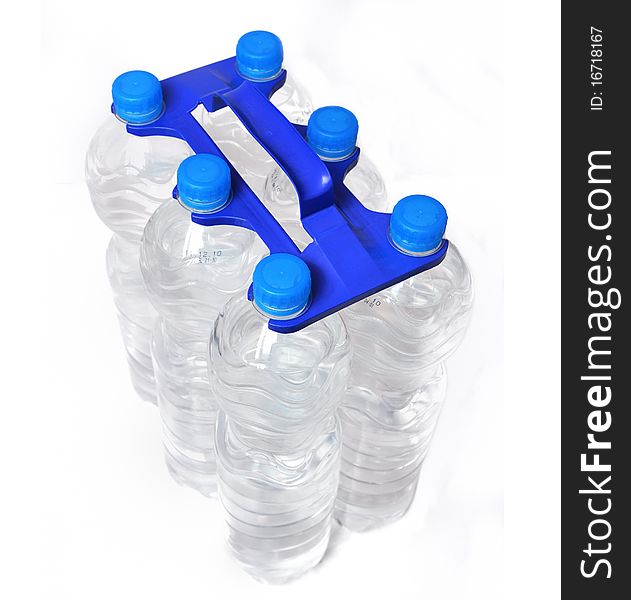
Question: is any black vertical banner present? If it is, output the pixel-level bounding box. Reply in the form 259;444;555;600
562;1;630;598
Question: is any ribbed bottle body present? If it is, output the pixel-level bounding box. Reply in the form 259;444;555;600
141;201;267;494
336;244;473;530
210;298;350;583
151;317;218;496
86;117;192;402
106;235;157;402
86;118;193;243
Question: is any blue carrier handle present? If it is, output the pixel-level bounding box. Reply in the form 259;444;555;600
124;57;448;333
218;83;334;219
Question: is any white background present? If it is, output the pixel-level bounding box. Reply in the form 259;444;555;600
2;1;559;598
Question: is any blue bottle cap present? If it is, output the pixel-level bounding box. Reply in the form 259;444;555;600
389;195;447;255
176;154;231;213
236;31;283;81
253;254;311;319
307;106;359;160
111;70;163;124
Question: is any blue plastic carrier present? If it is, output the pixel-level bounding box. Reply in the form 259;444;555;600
121;57;448;333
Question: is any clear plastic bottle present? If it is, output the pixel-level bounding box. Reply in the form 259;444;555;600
105;236;157;401
335;195;474;531
85;70;193;402
263;105;387;249
202;31;313;200
210;254;350;583
140;154;267;496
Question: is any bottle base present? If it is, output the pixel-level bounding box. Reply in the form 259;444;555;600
227;521;332;584
334;474;420;532
334;502;414;533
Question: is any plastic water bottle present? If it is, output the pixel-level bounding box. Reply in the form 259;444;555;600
85;70;192;402
335;195;474;531
210;254;350;583
140;154;267;496
263;105;387;249
202;31;313;199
